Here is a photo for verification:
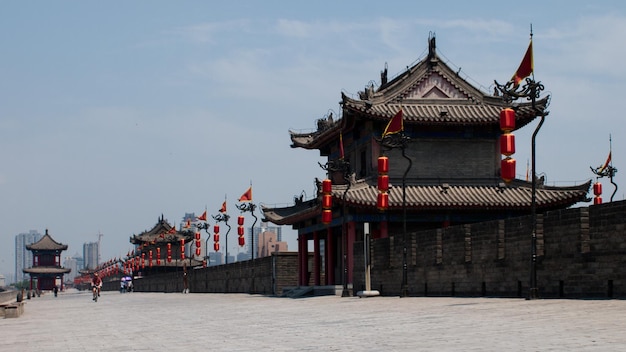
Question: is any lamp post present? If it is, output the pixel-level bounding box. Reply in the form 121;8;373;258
236;202;258;260
195;221;212;266
380;129;411;297
319;157;352;297
494;76;547;300
212;213;231;264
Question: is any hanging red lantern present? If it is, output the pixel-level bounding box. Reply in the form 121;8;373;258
378;156;389;173
149;250;153;267
377;192;389;210
238;226;244;236
195;247;201;256
214;233;220;242
593;182;602;196
321;178;333;225
167;243;172;263
501;157;516;182
238;236;245;246
214;225;220;234
378;174;389;191
195;232;201;241
594;196;603;205
500;108;515;132
322;209;333;223
322;194;332;208
238;215;244;226
322;178;332;193
156;247;161;265
500;133;515;156
214;242;220;251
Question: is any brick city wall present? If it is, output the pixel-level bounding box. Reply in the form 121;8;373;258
128;252;299;295
353;200;626;298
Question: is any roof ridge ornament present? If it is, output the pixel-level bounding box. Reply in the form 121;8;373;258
428;32;436;61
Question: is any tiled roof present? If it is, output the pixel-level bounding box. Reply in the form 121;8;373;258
334;179;590;210
262;179;591;225
130;215;193;244
23;266;71;274
25;230;68;251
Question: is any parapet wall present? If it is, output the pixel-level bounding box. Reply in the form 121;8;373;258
353;200;626;298
129;252;299;295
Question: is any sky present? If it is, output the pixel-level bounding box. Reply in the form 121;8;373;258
2;0;626;282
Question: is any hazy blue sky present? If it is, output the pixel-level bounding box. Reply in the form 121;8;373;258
2;1;625;281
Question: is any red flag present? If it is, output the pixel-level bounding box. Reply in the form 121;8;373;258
197;210;207;221
512;39;533;86
383;109;403;137
219;201;227;213
598;151;612;173
339;132;345;159
238;187;252;202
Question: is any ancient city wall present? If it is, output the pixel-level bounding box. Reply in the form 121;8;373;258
353;200;626;298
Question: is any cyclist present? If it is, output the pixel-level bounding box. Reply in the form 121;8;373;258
91;273;102;301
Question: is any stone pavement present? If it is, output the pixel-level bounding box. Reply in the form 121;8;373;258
1;289;626;351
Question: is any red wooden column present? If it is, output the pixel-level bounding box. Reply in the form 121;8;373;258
298;234;308;286
347;221;356;284
326;227;335;285
379;221;389;238
313;231;321;286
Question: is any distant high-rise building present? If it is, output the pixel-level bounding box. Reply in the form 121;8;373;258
15;230;42;283
63;256;80;282
83;242;99;270
249;222;283;259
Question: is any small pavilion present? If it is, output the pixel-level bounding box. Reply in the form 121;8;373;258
23;229;71;291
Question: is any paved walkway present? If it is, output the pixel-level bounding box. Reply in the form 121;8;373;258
1;289;626;351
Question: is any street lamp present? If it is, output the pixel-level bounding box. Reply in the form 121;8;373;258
494;76;547;300
236;202;258;260
380;126;411;297
319;155;352;297
212;212;231;264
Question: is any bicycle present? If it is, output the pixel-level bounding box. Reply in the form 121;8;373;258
92;285;100;302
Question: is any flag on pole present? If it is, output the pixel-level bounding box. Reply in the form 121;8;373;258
382;109;403;138
197;210;207;221
219;201;227;213
512;39;533;86
238;187;252;202
598;151;612;173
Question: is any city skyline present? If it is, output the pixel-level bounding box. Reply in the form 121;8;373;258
2;1;626;279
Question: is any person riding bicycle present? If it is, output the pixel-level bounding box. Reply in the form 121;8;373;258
91;273;102;300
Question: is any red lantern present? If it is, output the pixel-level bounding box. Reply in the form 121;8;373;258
500;133;515;156
322;209;332;224
238;226;244;236
322;178;332;193
238;215;244;226
195;232;201;241
501;157;516;182
322;194;332;208
149;250;153;267
238;236;245;246
594;196;603;205
377;192;389;210
214;233;220;242
156;247;161;265
214;225;220;234
195;247;201;256
500;108;515;132
167;243;172;263
593;182;602;196
378;156;389;173
378;174;389;191
214;242;220;251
